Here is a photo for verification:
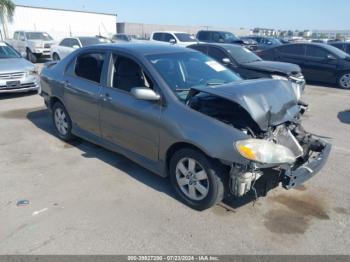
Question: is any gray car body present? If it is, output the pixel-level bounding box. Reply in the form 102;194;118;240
40;43;299;176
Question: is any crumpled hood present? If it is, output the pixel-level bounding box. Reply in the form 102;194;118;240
0;58;34;73
190;79;300;131
242;60;301;75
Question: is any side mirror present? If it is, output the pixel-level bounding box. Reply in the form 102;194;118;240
131;88;160;101
267;41;272;45
169;39;176;44
326;54;336;60
218;38;225;43
222;58;231;64
72;45;80;49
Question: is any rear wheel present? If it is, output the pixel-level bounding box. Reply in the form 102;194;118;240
52;102;74;141
338;72;350;89
169;148;227;210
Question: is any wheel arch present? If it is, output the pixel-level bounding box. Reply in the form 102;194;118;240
165;142;218;177
49;96;65;111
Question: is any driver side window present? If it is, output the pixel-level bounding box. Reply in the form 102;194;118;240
111;54;153;92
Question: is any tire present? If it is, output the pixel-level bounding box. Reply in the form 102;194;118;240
169;148;227;211
26;49;37;63
52;102;75;141
338;72;350;89
53;53;60;61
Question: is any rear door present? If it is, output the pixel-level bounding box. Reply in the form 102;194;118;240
276;44;307;68
304;45;339;83
99;52;161;161
64;50;107;136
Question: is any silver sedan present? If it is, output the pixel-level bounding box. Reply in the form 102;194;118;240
0;42;40;94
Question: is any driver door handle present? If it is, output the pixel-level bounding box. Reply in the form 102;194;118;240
100;93;112;102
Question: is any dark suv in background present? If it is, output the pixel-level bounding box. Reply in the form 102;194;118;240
259;43;350;89
196;30;257;50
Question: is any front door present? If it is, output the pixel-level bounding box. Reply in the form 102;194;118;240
100;53;161;161
303;46;339;83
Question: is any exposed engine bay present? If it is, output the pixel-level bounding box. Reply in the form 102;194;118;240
186;89;330;198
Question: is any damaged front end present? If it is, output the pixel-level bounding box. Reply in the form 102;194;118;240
187;79;331;198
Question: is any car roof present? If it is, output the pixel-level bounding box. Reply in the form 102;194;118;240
85;42;195;56
190;43;244;50
152;31;188;34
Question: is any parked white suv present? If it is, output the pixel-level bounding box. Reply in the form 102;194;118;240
150;31;198;47
50;36;111;61
7;31;55;63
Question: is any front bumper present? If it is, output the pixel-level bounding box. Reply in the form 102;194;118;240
281;139;332;189
32;48;51;57
0;74;40;94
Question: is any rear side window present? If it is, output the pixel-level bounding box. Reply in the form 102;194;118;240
197;31;211;41
75;52;105;83
153;33;163;41
70;39;80;48
60;39;71;47
208;47;227;62
190;45;208;54
280;45;305;56
306;46;328;58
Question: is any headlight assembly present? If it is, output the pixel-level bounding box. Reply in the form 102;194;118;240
271;75;288;81
28;67;39;75
235;139;296;165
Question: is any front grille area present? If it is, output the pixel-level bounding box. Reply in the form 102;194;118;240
44;43;52;48
0;72;26;80
0;82;38;90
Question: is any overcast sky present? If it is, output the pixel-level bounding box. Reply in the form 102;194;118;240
14;0;350;30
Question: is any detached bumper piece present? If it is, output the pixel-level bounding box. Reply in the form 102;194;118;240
281;138;332;189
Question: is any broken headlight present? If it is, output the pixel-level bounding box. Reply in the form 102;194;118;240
235;139;296;165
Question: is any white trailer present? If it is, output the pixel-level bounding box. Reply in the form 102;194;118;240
3;5;117;40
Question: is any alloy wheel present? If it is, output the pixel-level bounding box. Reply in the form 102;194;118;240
175;158;209;201
54;108;68;136
340;74;350;89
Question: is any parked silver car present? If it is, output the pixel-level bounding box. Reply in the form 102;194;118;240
0;42;40;94
40;43;331;210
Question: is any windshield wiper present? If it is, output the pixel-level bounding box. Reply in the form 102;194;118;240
206;81;228;86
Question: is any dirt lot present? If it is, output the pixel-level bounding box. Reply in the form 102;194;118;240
0;82;349;254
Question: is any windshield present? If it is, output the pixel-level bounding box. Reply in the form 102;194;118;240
148;52;241;101
225;45;262;64
175;33;197;42
0;44;21;59
26;32;53;41
325;44;350;59
79;37;110;47
222;32;239;42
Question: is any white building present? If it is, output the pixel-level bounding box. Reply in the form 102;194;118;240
117;22;250;39
2;5;117;40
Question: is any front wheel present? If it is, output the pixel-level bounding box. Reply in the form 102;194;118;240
26;49;37;63
52;102;75;141
338;72;350;89
169;148;227;210
53;53;60;61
